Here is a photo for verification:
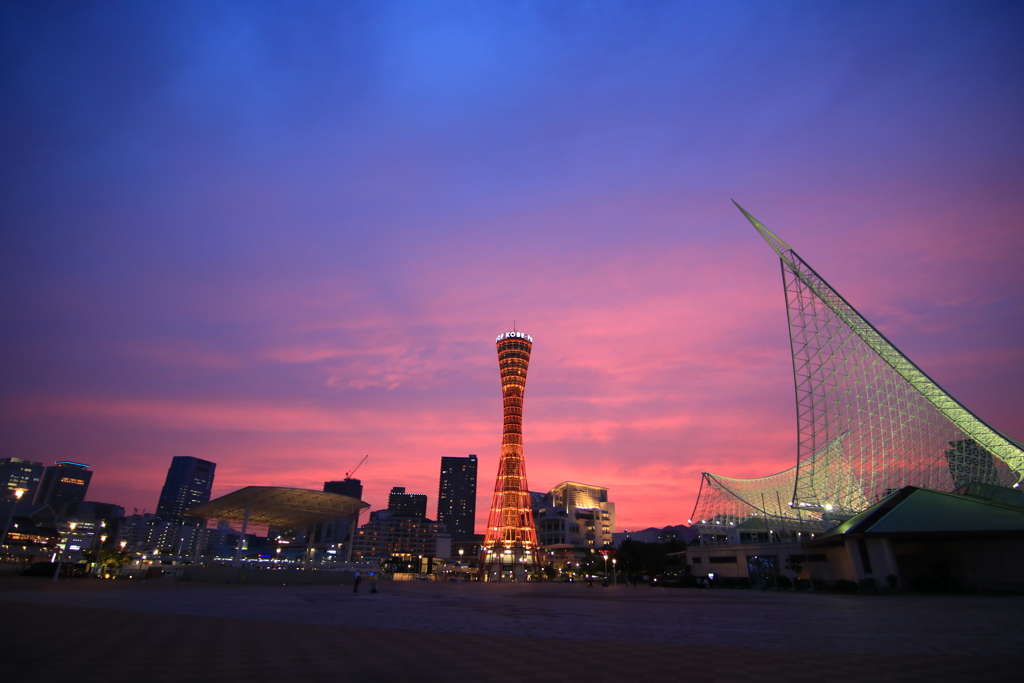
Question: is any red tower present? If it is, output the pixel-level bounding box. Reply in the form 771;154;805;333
481;331;539;581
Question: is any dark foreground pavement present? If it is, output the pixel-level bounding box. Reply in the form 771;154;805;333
1;577;1020;682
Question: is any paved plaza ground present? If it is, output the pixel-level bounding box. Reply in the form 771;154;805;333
1;576;1020;682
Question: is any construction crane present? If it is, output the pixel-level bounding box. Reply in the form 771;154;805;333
344;455;370;564
346;454;369;479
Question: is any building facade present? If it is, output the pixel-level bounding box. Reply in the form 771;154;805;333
315;478;365;551
437;454;477;542
155;456;216;526
0;457;43;504
324;477;363;499
1;504;58;562
534;482;616;549
387;487;427;518
63;501;126;561
351;510;450;569
35;461;92;514
118;512;222;559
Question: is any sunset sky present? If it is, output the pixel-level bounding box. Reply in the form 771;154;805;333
3;1;1023;531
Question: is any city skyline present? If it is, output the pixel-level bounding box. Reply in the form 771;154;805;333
3;3;1023;530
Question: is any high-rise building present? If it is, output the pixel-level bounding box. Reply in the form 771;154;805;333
437;454;477;542
0;457;44;504
315;478;365;550
155;457;216;525
481;331;540;581
324;478;363;500
387;486;427;518
35;461;92;514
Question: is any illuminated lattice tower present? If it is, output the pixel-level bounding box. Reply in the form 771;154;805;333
481;331;539;582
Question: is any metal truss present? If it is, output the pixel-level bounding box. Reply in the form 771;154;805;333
189;486;369;528
689;205;1024;533
481;333;540;580
689;435;858;533
736;203;1023;507
690;467;799;527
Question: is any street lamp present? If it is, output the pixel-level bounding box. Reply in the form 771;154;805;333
93;534;108;577
116;540;127;578
612;558;617;586
1;488;27;547
52;521;78;582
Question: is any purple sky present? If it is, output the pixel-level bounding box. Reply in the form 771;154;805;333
2;1;1023;530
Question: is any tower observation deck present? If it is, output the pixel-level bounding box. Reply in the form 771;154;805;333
481;331;539;581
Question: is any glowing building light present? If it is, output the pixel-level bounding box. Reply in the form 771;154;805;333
480;331;539;581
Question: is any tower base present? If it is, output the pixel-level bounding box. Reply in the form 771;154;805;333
480;545;539;582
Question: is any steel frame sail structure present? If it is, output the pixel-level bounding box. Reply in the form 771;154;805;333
689;434;860;536
480;331;539;581
738;202;1023;511
691;205;1024;533
691;466;801;527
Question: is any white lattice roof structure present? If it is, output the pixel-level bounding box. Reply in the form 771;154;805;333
188;486;368;528
690;205;1024;533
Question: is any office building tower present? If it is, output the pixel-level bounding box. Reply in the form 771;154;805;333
0;457;44;504
35;461;92;514
388;486;427;518
324;478;363;500
155;456;216;525
481;331;539;581
315;478;365;549
438;454;477;541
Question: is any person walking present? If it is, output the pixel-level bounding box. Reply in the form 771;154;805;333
353;570;362;593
